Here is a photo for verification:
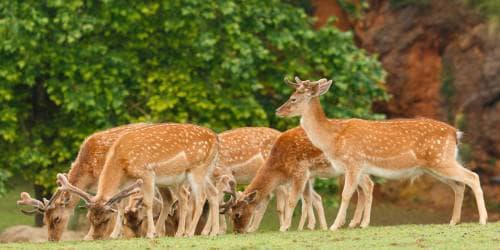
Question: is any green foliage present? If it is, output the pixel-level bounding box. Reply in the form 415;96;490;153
0;0;387;193
463;0;500;23
337;0;370;19
389;0;430;10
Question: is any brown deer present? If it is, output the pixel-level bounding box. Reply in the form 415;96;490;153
122;187;181;238
56;123;220;239
210;127;326;233
224;126;374;233
16;123;152;241
213;127;284;233
276;77;487;230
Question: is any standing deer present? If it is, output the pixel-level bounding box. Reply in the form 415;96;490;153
224;126;374;233
16;123;152;241
56;123;220;238
276;77;487;230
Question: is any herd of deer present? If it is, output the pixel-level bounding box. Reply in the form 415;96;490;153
16;77;487;242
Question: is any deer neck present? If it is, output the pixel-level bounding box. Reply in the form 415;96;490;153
245;169;282;204
300;97;333;151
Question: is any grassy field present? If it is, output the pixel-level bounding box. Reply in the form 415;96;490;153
2;180;499;249
0;180;34;231
1;222;498;249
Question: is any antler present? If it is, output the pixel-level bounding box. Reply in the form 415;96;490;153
105;179;143;206
219;179;237;214
284;76;305;88
284;77;299;88
57;173;93;204
308;78;327;86
17;192;46;215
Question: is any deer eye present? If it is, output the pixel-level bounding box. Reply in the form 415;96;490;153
290;98;297;103
54;217;61;223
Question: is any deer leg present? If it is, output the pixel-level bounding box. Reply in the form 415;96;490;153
446;180;465;225
274;186;287;229
109;202;124;239
305;182;316;230
186;172;208;236
431;161;487;225
311;188;328;230
175;185;189;237
297;196;308;231
359;175;374;228
201;180;219;236
247;196;270;233
155;190;167;236
349;189;365;228
280;176;308;232
83;224;94;240
141;176;156;239
331;167;360;231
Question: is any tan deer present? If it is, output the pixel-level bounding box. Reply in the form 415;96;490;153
276;77;488;230
224;126;374;233
56;123;220;239
213;127;284;233
16;123;152;241
122;187;181;238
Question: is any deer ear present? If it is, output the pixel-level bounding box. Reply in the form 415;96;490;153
309;79;332;97
244;191;257;204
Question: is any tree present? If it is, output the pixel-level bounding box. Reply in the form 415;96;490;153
0;0;387;199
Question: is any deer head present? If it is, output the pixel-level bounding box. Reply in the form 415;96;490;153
276;77;332;117
218;180;258;234
17;188;71;241
56;173;142;240
123;189;166;238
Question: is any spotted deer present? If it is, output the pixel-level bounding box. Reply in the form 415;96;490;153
213;127;284;233
276;77;487;230
16;123;152;241
224;126;374;233
56;123;220;239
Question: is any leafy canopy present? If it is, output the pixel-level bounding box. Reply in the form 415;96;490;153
0;0;387;194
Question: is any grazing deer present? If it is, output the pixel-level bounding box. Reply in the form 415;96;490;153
56;123;220;239
16;123;152;241
213;127;284;233
276;77;487;230
223;126;374;233
122;187;179;238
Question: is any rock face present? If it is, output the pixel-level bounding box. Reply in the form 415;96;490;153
312;0;500;205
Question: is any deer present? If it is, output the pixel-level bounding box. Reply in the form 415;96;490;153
212;127;284;233
16;123;152;241
122;187;180;238
222;126;374;233
206;127;326;233
276;77;488;230
55;123;220;239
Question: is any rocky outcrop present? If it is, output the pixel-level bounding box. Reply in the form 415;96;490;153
312;0;500;205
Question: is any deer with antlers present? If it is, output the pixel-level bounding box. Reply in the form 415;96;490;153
56;123;220;239
16;123;152;241
122;187;182;238
276;77;487;230
223;126;374;233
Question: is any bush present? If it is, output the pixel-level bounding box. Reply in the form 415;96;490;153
0;0;387;193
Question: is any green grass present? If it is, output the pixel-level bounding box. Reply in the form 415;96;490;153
2;222;499;249
0;180;34;231
2;181;499;249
